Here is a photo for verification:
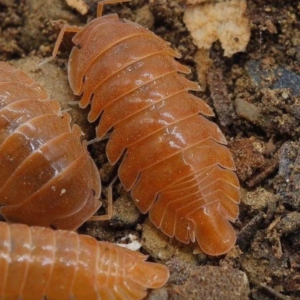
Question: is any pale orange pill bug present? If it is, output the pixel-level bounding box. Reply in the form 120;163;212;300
53;0;241;256
0;221;169;300
0;61;103;230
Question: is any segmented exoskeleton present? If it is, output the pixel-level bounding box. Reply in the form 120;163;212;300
54;0;240;255
0;61;102;230
0;221;169;300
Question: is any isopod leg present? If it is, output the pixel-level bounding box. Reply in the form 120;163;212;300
86;133;111;146
52;25;81;57
89;177;116;221
97;0;131;17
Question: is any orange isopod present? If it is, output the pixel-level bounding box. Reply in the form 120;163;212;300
0;221;169;300
54;0;241;255
0;61;102;230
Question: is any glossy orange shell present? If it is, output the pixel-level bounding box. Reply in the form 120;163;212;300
0;62;101;230
0;221;169;300
67;14;240;255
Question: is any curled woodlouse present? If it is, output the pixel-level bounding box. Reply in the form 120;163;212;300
0;61;103;230
54;0;241;255
0;221;169;300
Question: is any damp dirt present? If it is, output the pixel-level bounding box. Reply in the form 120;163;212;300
1;0;300;299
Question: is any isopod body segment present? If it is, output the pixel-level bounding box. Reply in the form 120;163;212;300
55;0;241;256
0;221;169;300
0;61;102;230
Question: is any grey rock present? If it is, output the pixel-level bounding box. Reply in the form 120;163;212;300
246;60;300;96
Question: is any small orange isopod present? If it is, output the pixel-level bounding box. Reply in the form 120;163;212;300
0;61;103;230
0;221;169;300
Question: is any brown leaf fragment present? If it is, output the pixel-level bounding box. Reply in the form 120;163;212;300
246;154;279;188
229;138;266;183
237;212;265;252
194;49;212;91
207;66;236;126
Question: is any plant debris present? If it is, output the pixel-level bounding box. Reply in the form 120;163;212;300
183;0;251;57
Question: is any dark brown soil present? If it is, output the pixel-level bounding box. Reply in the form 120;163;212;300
1;0;300;299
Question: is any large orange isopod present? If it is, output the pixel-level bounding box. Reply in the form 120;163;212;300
53;0;241;255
